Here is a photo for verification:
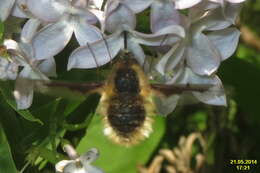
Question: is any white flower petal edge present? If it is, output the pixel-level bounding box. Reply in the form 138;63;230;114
14;68;35;110
186;33;221;76
68;33;124;70
27;0;66;22
151;0;181;33
175;0;202;9
73;18;103;46
121;0;153;13
32;19;74;60
0;0;15;21
207;27;240;60
21;18;41;43
105;3;136;33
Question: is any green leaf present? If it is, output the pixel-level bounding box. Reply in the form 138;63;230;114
0;21;4;43
219;57;260;125
0;81;43;125
63;99;85;117
188;111;207;131
77;115;165;173
0;123;18;173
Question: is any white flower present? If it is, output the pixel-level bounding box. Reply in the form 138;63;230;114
155;3;240;76
56;145;104;173
8;19;57;109
26;0;103;60
0;0;30;21
117;0;203;14
68;2;185;70
0;40;20;80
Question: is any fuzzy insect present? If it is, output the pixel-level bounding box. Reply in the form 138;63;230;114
38;51;212;146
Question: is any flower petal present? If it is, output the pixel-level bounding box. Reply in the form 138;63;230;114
175;0;202;9
32;19;74;60
223;2;242;24
209;0;224;4
73;18;103;46
73;8;99;25
21;18;41;43
68;32;124;70
105;3;136;33
153;94;180;116
4;39;19;50
18;42;34;61
14;68;34;109
0;58;18;80
127;38;146;65
156;43;180;74
132;25;185;46
80;148;99;164
12;0;29;18
196;7;231;31
187;33;221;76
121;0;152;13
0;0;15;21
207;27;240;60
151;0;181;33
83;164;104;173
62;161;83;173
171;67;227;106
188;1;219;23
80;148;103;173
91;0;104;9
38;57;57;77
72;0;88;8
191;75;227;106
226;0;246;3
55;160;73;173
27;0;67;22
165;63;186;84
165;42;185;72
90;9;105;31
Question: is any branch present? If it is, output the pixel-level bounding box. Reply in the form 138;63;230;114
240;25;260;51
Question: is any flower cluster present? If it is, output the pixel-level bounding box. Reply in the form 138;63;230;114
55;144;103;173
0;0;246;110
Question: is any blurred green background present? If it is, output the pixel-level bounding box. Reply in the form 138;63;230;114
0;1;260;173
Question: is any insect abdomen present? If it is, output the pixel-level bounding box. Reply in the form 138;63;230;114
107;94;145;136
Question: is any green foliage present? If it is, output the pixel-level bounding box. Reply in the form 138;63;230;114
0;81;43;125
77;115;165;173
0;123;18;173
0;21;4;43
241;1;260;35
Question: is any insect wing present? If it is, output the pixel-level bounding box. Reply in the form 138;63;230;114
151;83;224;115
34;79;104;100
151;83;214;96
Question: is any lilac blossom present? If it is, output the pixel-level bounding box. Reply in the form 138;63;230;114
0;40;20;80
149;1;240;108
0;0;30;21
169;64;226;106
118;0;203;14
0;0;248;112
26;0;103;60
209;0;246;5
68;2;185;70
55;145;104;173
155;3;240;76
10;19;57;109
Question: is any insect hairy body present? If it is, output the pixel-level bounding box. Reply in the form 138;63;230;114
97;54;156;146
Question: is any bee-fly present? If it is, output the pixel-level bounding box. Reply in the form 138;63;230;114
97;52;156;146
40;50;212;146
